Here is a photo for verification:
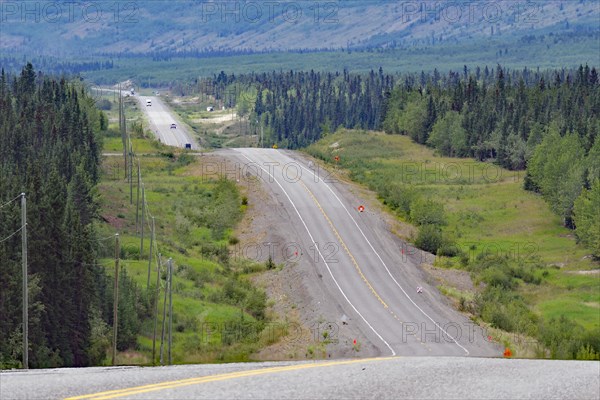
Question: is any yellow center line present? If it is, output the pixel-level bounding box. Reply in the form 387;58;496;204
298;178;390;309
262;153;430;349
65;357;396;400
295;166;433;349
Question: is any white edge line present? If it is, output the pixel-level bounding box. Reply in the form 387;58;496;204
239;151;396;357
297;155;470;356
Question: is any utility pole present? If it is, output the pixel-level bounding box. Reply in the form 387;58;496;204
140;185;145;260
159;257;169;365
136;162;140;231
112;233;120;366
129;138;133;205
152;251;161;365
261;121;264;148
168;258;173;365
147;216;154;290
120;86;127;180
21;193;28;370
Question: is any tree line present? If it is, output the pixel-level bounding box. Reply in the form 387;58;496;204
0;64;141;368
198;65;598;256
382;65;599;255
195;68;394;148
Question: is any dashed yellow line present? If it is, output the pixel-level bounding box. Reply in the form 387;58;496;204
299;179;389;309
65;357;395;400
297;168;431;349
263;153;430;349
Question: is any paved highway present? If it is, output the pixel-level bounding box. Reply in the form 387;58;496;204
139;95;196;149
1;356;598;399
228;148;497;358
6;95;595;399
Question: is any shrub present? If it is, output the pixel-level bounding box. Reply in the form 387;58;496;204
385;184;419;216
474;286;537;335
410;198;446;226
266;255;276;270
415;225;443;253
96;99;112;110
538;315;584;359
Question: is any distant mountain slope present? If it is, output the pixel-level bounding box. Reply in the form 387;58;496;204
1;0;598;56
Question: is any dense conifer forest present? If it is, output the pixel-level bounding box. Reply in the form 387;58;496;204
0;64;143;368
198;65;598;254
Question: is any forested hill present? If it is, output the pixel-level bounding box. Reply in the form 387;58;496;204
1;1;598;56
0;64;116;368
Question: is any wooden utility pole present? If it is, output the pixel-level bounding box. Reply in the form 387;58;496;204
136;162;140;231
119;85;127;180
159;257;169;365
140;185;145;260
129;138;133;205
152;252;161;365
112;233;120;366
21;193;28;370
147;216;154;290
168;258;173;365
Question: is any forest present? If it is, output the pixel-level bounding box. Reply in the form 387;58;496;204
196;65;599;257
0;64;143;368
381;65;599;253
1;62;598;368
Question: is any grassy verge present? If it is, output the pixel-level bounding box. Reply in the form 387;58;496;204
306;129;599;358
95;98;285;365
163;96;256;148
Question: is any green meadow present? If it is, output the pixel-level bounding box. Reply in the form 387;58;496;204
306;130;599;337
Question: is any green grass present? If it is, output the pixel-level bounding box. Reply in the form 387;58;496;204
305;129;599;332
94;99;278;365
537;297;599;331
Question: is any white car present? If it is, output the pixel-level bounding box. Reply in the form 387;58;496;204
170;123;176;129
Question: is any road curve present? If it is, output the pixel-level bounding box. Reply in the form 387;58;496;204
2;148;598;399
139;95;196;149
227;148;497;358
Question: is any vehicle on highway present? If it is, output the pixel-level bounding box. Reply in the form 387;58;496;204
170;123;177;129
185;143;192;149
146;99;152;106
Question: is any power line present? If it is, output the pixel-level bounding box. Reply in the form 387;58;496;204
0;223;25;244
0;194;21;209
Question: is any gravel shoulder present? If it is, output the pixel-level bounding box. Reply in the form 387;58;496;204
209;148;490;361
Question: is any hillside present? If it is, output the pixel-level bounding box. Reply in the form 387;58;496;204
1;1;598;56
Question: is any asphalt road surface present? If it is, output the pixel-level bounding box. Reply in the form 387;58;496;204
2;357;598;399
139;95;196;149
226;148;497;358
5;110;597;398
